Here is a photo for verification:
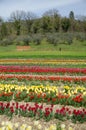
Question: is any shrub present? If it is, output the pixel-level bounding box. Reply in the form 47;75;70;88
46;33;59;46
32;34;43;45
14;36;32;46
75;33;86;42
0;39;13;46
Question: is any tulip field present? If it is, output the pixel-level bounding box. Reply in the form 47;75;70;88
0;58;86;130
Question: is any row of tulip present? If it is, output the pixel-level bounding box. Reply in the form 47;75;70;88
0;59;86;65
0;91;86;107
0;59;85;125
0;84;86;107
0;65;86;74
0;120;71;130
0;84;86;95
0;74;86;82
0;102;86;123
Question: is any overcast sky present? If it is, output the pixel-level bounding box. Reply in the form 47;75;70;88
0;0;86;19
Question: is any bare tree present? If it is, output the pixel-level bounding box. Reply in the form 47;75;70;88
43;9;60;17
24;11;37;33
10;10;25;35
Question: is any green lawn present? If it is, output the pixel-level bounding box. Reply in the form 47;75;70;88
0;40;86;59
0;50;86;59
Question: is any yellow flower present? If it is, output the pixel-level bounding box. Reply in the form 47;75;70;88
14;123;19;128
68;126;73;130
1;126;6;130
34;121;39;126
61;124;65;129
26;126;32;130
45;127;49;130
6;126;13;130
37;124;42;129
1;121;5;126
20;124;27;130
49;124;57;130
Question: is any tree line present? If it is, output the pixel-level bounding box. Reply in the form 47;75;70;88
0;9;86;46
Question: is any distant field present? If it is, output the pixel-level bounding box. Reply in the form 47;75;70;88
0;40;86;59
0;51;86;59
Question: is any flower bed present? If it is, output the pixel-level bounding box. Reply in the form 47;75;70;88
0;59;86;65
0;84;86;107
0;102;86;123
0;74;86;83
0;65;86;74
0;59;86;129
0;119;77;130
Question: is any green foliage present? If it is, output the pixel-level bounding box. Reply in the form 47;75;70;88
61;17;70;32
31;19;41;33
0;23;8;39
69;11;75;20
14;20;21;35
0;10;86;39
40;16;52;33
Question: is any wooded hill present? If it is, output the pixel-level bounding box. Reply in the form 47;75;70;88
0;9;86;46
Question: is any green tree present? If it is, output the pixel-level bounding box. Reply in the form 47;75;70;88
69;11;75;31
0;17;8;39
0;17;3;39
42;9;60;33
31;19;41;33
69;11;74;20
53;13;60;32
61;17;70;32
40;16;52;33
0;22;8;39
0;17;3;24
